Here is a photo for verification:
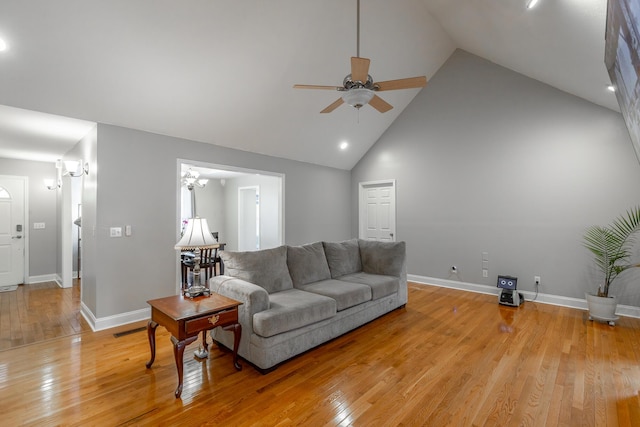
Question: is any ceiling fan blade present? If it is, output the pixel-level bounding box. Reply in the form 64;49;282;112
351;57;370;83
375;76;427;91
293;84;341;90
320;98;344;113
369;95;393;113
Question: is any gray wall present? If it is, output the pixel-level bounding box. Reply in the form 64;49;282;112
352;50;640;305
0;157;58;278
88;124;351;318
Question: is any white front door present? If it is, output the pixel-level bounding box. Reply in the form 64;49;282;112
359;180;396;241
0;176;26;287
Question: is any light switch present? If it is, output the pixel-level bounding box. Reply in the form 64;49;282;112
33;222;45;229
125;225;132;236
110;227;122;237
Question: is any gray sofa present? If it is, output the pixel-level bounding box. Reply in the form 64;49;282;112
209;239;407;372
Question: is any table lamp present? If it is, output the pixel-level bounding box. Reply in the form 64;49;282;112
175;217;217;298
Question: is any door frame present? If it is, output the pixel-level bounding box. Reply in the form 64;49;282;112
358;179;396;241
59;174;75;288
176;159;285;246
175;159;285;291
0;175;29;285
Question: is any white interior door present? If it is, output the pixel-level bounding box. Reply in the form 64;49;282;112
0;176;26;287
238;186;260;251
359;180;396;242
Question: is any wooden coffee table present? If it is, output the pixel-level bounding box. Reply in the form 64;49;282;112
145;293;242;398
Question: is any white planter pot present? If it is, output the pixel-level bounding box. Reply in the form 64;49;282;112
585;293;619;326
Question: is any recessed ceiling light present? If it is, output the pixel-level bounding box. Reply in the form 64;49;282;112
526;0;539;9
0;38;7;52
339;141;349;150
607;85;616;92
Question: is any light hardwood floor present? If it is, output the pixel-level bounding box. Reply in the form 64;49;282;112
0;280;90;351
1;282;640;426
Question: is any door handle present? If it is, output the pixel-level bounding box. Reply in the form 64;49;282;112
12;235;22;239
390;233;394;238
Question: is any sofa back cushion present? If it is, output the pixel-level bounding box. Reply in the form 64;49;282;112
287;242;332;287
359;240;406;277
323;239;362;278
220;246;293;294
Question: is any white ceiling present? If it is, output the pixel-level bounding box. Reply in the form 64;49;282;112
0;0;618;169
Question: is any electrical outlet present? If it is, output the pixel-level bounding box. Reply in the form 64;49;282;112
534;276;541;285
450;266;458;273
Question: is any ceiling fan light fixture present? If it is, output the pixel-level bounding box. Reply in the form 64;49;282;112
341;88;375;109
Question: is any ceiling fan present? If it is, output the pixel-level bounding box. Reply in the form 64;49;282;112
293;0;427;114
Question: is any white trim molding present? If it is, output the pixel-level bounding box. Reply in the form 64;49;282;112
27;274;58;284
81;302;150;332
408;274;640;319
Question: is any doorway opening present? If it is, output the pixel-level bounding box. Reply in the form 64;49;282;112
60;173;81;289
177;160;284;252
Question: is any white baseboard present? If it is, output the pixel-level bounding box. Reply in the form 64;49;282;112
27;274;58;284
81;302;150;332
25;273;74;287
408;274;640;319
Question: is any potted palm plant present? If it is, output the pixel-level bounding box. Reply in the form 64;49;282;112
583;206;640;325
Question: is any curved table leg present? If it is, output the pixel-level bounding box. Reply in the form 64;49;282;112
202;330;210;353
145;321;158;369
221;323;242;371
171;335;198;398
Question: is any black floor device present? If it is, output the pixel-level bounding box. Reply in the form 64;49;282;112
497;275;524;307
498;289;524;307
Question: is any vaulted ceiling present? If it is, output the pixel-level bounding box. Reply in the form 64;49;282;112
0;0;617;170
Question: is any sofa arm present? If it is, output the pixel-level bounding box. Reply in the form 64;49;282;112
209;276;270;332
358;240;406;277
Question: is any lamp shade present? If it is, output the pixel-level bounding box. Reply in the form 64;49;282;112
175;217;217;250
64;160;80;175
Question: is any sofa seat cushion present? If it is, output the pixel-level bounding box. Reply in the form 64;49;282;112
253;289;336;338
323;239;362;279
287;242;331;287
296;279;372;311
338;272;399;300
220;245;293;294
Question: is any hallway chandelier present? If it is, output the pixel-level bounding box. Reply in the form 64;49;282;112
181;169;208;190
